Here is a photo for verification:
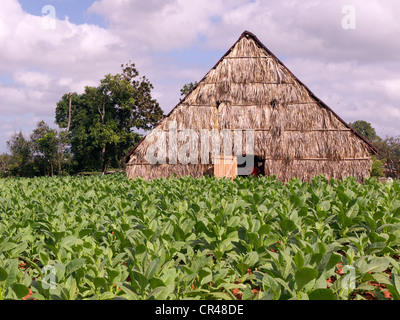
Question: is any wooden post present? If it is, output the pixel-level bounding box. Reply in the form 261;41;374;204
59;92;72;175
214;155;238;180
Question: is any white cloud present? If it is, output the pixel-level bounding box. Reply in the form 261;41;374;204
0;0;127;77
13;71;53;90
0;0;130;152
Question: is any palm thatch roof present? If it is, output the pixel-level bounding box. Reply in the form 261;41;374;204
125;31;378;182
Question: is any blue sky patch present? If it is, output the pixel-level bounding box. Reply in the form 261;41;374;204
18;0;107;27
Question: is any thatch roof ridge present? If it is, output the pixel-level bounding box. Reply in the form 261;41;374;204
125;30;377;164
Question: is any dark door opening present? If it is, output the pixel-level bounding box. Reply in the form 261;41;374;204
237;155;265;177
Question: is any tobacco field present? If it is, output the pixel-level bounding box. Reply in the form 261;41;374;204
1;174;400;300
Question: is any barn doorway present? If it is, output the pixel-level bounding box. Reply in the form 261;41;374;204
214;155;238;180
237;155;265;177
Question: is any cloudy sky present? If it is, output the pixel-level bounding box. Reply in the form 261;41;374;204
1;0;399;153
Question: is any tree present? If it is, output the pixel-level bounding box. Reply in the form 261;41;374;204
180;81;198;98
377;136;400;179
6;131;33;177
55;62;164;173
0;153;12;177
58;92;72;175
370;155;385;177
30;121;60;177
348;120;380;143
347;120;400;179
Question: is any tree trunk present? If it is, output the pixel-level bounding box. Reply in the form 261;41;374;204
101;145;107;175
50;160;54;177
59;93;72;175
98;97;107;174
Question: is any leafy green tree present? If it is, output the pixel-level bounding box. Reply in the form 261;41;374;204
0;153;12;177
180;81;198;97
370;155;385;177
347;120;400;178
6;131;33;177
55;62;164;173
30;121;60;177
348;120;380;143
377;136;400;179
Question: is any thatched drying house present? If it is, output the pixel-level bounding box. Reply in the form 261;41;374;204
125;31;378;182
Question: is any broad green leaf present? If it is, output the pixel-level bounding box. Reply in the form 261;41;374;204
99;292;116;300
5;259;18;290
145;257;161;280
93;277;106;289
12;283;30;300
236;262;249;276
132;270;148;292
279;220;296;233
149;277;165;290
244;252;259;267
356;257;390;274
294;251;305;269
0;267;7;282
66;258;86;276
117;283;140;299
160;268;176;288
308;288;336;300
254;271;281;300
317;201;331;212
346;203;359;219
295;267;319;291
149;286;171;300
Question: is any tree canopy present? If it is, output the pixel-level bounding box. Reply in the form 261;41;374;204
348;120;380;143
55;62;164;173
348;120;400;178
180;81;198;98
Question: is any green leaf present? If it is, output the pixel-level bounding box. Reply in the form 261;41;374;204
135;243;147;255
99;292;116;300
117;282;139;299
149;277;165;290
279;220;296;233
357;257;390;274
0;267;7;282
308;288;336;300
209;291;233;300
241;286;255;300
39;251;50;266
236;262;249;276
294;251;305;269
317;201;331;212
386;269;400;300
132;270;148;292
145;257;161;280
12;283;30;299
149;286;171;300
295;267;319;291
160;268;176;288
254;271;281;300
5;259;18;290
244;252;259;268
93;277;106;289
66;258;86;276
346;203;359;219
173;224;187;241
324;253;342;272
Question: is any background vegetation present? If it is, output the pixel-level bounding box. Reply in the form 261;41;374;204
0;74;398;179
0;63;164;177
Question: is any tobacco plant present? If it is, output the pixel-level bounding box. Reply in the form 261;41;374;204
0;174;399;300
